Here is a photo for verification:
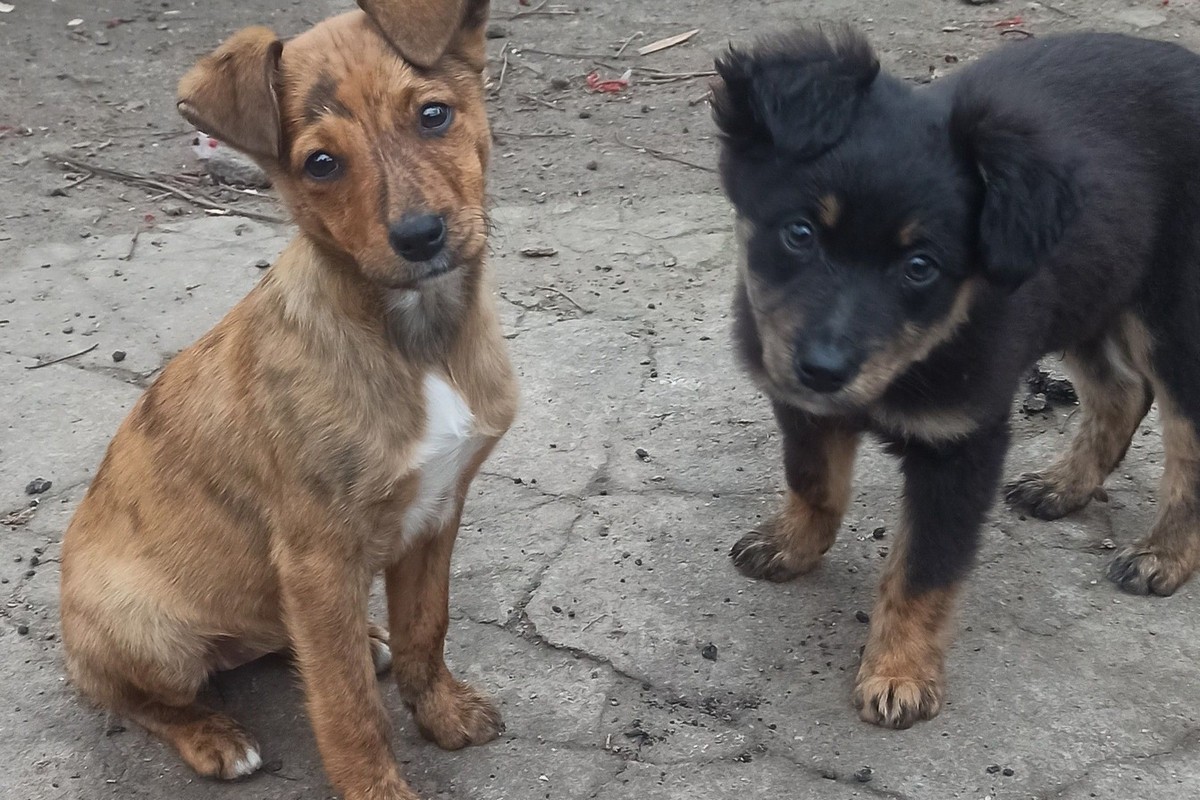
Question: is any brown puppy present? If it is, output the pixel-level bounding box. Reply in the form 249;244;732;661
59;3;516;799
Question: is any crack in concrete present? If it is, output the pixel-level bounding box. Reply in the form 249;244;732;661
1032;725;1200;798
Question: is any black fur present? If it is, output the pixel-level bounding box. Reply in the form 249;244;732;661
717;29;1200;598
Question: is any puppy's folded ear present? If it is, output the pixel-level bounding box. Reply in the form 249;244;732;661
951;91;1081;290
713;25;879;159
357;0;490;71
177;27;283;163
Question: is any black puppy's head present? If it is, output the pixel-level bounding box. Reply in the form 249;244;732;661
714;26;1078;414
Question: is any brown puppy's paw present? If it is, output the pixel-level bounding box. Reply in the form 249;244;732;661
352;777;421;800
730;527;822;582
173;714;262;780
411;680;504;750
853;674;943;730
1108;546;1195;596
368;624;392;675
1004;472;1095;520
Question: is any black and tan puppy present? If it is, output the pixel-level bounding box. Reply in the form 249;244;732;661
60;2;517;799
713;27;1200;728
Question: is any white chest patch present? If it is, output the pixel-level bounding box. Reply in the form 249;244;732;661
402;374;481;541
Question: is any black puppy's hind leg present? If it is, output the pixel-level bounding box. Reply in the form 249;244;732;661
732;403;860;582
1006;325;1152;520
856;420;1008;728
1110;325;1200;596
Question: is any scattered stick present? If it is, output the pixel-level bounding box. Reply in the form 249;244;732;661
615;31;644;58
536;285;591;313
25;343;99;370
517;47;617;60
495;42;511;94
58;171;96;193
46;154;286;224
120;228;141;262
518;93;563;111
637;29;700;56
493;129;573;138
614;137;716;173
506;0;575;19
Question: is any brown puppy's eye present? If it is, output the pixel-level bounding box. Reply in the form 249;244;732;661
304;151;340;180
781;220;815;252
419;103;453;134
903;254;940;288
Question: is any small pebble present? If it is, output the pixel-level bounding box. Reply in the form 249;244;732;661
29;556;39;567
112;350;126;362
62;326;74;334
987;764;1001;774
25;478;52;495
550;77;570;90
820;769;838;780
1003;767;1015;777
635;447;650;461
855;610;870;624
700;643;718;661
17;624;29;636
854;767;873;783
254;258;271;269
578;110;591;119
586;160;598;171
485;23;508;39
872;526;886;539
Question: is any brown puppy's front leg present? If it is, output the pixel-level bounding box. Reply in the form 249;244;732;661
277;544;413;800
732;402;861;581
387;514;503;750
855;419;1009;728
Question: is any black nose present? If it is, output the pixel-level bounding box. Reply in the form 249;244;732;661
795;342;857;394
388;214;447;262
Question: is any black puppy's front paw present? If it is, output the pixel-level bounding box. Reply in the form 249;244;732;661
1003;472;1094;520
730;529;806;582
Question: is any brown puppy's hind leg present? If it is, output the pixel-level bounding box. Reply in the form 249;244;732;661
68;657;261;781
731;404;860;581
1006;328;1152;520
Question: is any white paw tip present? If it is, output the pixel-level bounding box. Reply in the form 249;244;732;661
231;746;263;777
371;640;393;674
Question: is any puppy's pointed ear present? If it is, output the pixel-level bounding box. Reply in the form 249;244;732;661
713;25;879;159
358;0;490;70
177;27;283;163
951;92;1081;291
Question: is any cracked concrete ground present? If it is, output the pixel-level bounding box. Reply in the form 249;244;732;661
4;1;1200;799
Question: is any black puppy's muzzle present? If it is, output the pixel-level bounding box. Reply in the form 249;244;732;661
794;339;860;394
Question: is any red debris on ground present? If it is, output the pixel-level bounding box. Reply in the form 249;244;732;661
586;69;632;93
992;14;1024;28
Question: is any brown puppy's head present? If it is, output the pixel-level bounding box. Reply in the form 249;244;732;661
713;26;1079;415
176;2;491;294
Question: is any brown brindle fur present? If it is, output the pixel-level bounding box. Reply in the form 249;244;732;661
59;5;515;800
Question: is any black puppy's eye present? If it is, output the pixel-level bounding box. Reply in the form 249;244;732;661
304;151;340;180
781;220;815;252
419;102;454;134
903;254;940;288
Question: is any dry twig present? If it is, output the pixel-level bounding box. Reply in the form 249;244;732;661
536;285;591;313
26;343;99;370
46;154;286;224
614;138;716;173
